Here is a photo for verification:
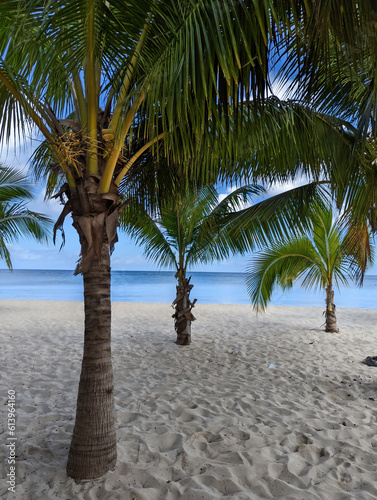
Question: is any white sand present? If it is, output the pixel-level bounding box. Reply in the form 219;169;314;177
1;300;377;500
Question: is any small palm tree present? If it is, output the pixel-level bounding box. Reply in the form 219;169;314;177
246;204;374;332
122;184;267;345
0;165;51;269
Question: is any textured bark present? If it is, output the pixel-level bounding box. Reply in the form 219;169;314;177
66;242;117;480
325;285;339;333
172;276;196;345
64;177;120;480
50;121;122;480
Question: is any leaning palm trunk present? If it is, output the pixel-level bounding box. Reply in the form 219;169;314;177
325;285;339;333
172;275;196;345
66;241;117;479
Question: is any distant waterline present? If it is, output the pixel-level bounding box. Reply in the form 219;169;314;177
0;269;376;308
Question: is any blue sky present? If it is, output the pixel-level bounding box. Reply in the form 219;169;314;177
0;138;254;272
2;136;377;275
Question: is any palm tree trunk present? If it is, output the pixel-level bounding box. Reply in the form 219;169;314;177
172;277;196;345
325;285;339;333
66;242;117;480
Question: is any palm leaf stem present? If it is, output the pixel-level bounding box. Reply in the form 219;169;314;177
85;0;99;175
0;68;76;186
109;4;155;134
115;133;165;187
100;90;145;193
71;72;87;128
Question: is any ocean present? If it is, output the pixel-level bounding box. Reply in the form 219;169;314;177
0;269;376;308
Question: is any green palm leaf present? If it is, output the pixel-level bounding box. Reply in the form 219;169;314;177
246;203;373;313
0;166;34;203
246;237;323;310
0;165;52;269
121;201;177;269
186;185;265;266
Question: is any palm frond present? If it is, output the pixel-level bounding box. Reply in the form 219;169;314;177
246;201;374;310
0;166;34;202
0;234;11;269
0;203;51;269
0;164;52;269
121;201;177;269
340;219;375;285
245;237;322;311
0;203;51;241
220;182;330;252
186;184;265;266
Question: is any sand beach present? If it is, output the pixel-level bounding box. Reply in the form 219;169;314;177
1;300;377;499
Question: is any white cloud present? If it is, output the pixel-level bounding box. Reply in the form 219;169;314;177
268;73;298;100
112;255;146;266
29;188;64;217
218;185;238;203
266;178;306;196
0;135;38;169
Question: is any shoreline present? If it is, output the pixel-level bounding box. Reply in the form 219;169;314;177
0;298;376;310
2;270;377;309
1;301;377;499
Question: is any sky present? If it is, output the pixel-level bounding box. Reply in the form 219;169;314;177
0;137;259;273
2;128;377;275
0;68;299;273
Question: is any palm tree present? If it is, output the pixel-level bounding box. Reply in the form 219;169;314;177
246;204;374;332
0;165;50;269
122;184;268;345
0;1;369;480
279;1;377;229
0;1;307;480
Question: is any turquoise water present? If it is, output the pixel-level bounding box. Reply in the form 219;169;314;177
0;269;376;308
